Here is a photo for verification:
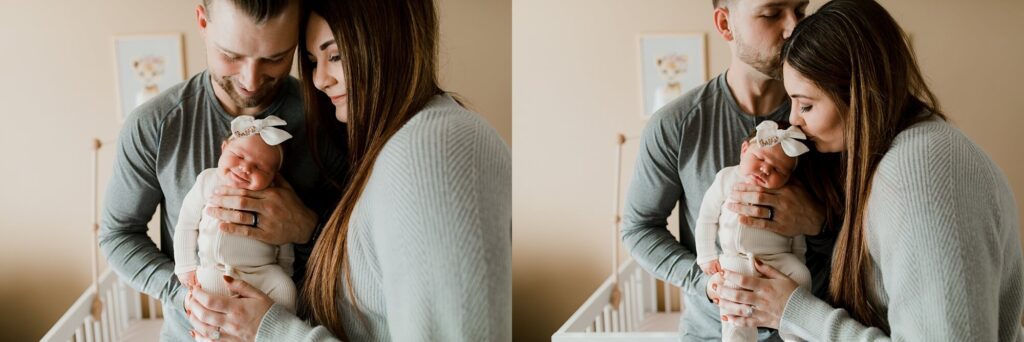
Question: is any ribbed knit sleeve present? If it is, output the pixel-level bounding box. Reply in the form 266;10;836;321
695;168;729;265
173;169;213;275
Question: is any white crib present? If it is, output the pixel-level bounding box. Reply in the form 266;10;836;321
40;269;164;342
551;259;686;342
41;138;165;342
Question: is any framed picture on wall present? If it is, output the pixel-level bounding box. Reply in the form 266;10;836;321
638;33;708;119
113;34;186;124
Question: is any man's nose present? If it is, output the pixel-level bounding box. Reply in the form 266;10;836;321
782;11;799;40
239;61;262;91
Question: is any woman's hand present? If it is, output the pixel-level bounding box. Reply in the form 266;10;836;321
717;258;799;329
186;275;274;342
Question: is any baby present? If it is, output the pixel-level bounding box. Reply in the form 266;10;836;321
173;115;297;312
695;121;813;342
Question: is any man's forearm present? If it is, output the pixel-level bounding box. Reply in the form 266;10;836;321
621;224;704;294
99;226;185;305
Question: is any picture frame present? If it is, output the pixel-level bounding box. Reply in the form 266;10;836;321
112;34;186;124
637;33;708;119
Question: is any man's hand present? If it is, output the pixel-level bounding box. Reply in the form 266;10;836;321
206;175;317;245
725;182;824;237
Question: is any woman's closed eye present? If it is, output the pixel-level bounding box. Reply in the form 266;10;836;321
800;105;812;113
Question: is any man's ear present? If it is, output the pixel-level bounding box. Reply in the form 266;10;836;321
196;4;210;37
713;7;734;42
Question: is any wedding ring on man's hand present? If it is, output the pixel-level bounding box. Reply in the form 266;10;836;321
744;305;754;317
251;212;259;228
766;207;775;221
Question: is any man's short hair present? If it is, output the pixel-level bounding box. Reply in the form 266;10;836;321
713;0;732;9
203;0;295;24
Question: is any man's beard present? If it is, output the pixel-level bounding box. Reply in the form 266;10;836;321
735;31;783;80
214;73;281;109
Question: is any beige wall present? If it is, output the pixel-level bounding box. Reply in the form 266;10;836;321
0;0;509;340
512;0;1024;341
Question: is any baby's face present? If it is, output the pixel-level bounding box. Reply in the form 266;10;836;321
738;141;796;189
217;135;281;191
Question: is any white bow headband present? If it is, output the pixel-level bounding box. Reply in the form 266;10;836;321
229;115;293;146
754;121;809;157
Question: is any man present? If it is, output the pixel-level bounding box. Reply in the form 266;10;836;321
99;1;346;340
621;0;834;340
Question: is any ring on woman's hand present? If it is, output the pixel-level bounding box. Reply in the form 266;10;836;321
210;327;221;340
251;212;259;228
744;304;754;317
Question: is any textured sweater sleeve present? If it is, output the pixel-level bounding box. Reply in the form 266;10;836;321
173;171;208;275
99;110;187;309
256;105;512;342
695;169;727;265
779;123;1014;341
621;109;708;294
370;110;512;341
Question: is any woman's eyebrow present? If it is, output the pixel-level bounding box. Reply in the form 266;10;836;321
319;39;336;51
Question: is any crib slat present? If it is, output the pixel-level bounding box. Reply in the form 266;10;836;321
112;283;126;337
82;317;93;342
598;305;606;331
98;305;106;342
631;271;642;327
75;325;84;342
130;283;143;320
612;309;620;332
620;288;629;332
662;280;671;313
107;289;120;341
148;296;158;319
91;320;100;342
647;270;657;314
594;313;604;332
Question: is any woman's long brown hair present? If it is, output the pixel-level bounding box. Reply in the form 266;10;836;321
297;0;443;337
781;0;945;334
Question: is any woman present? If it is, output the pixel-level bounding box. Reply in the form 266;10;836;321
186;0;512;341
714;0;1023;340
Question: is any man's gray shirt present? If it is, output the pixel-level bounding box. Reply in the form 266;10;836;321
621;72;835;341
99;70;346;341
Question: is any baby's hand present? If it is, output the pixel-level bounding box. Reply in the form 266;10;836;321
177;271;198;289
699;259;722;275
